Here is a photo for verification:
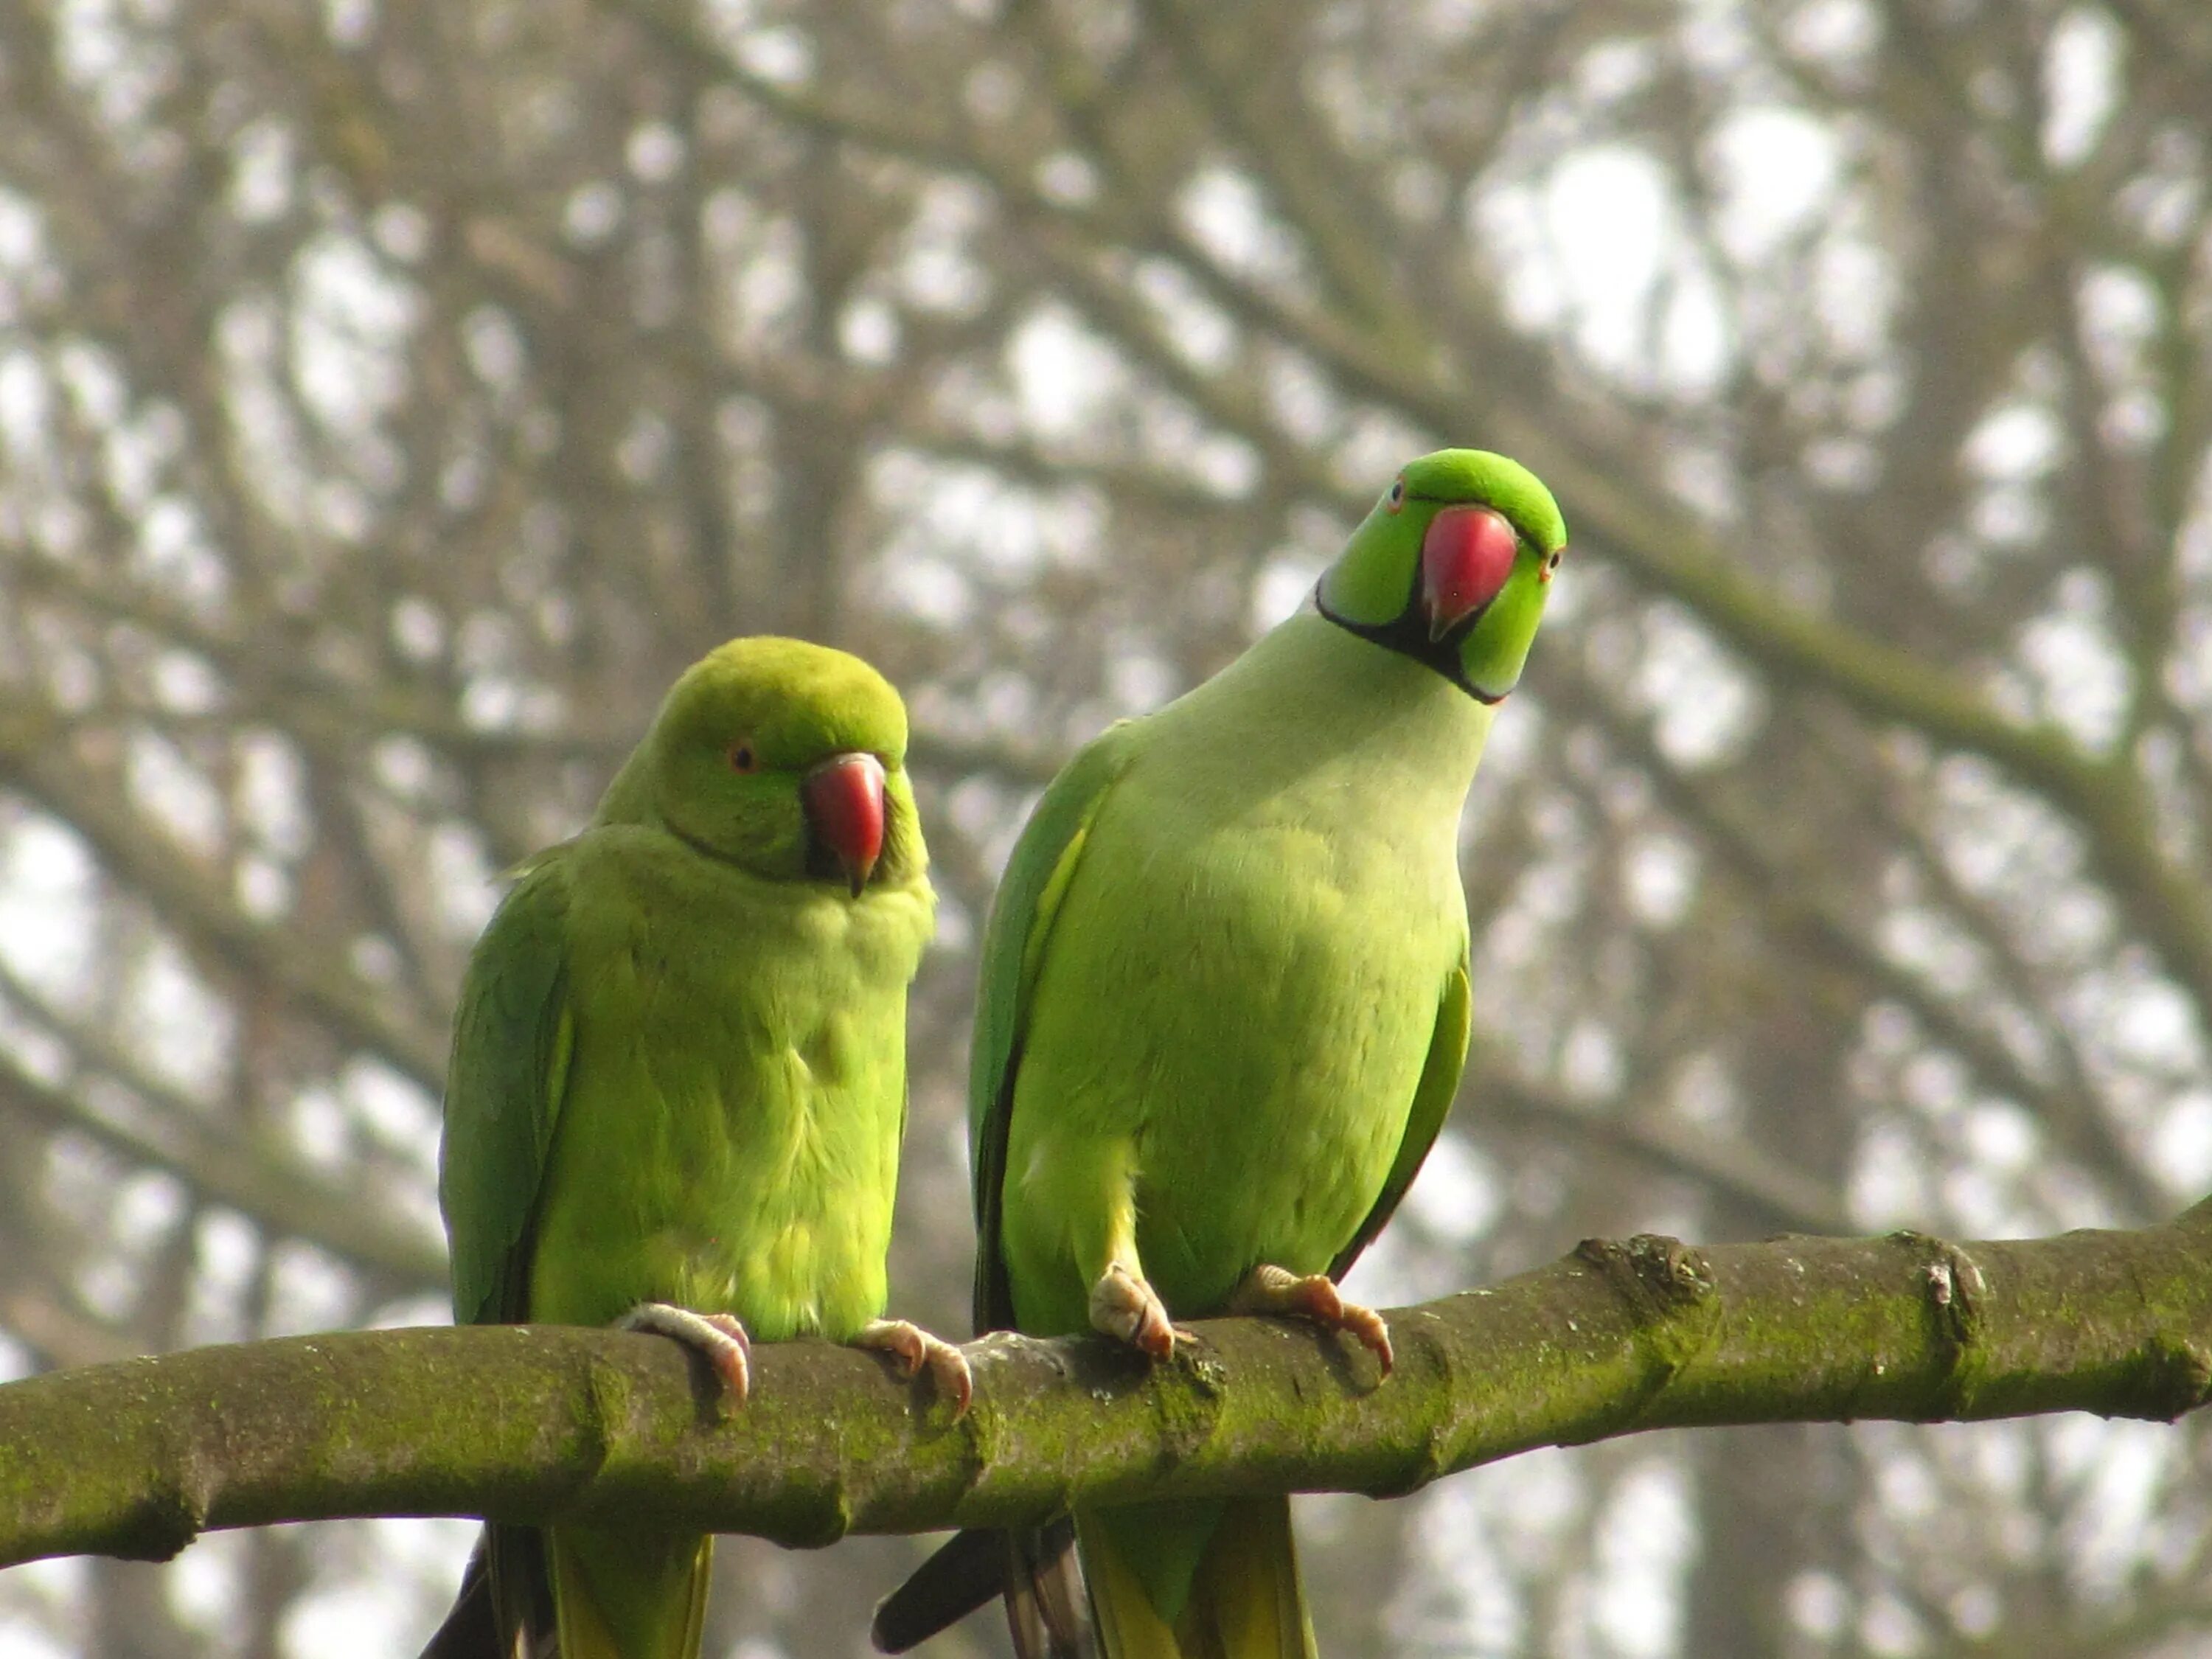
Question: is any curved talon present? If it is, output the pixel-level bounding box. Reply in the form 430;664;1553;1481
1231;1264;1395;1376
619;1302;753;1403
926;1345;975;1416
856;1318;975;1416
1089;1262;1189;1360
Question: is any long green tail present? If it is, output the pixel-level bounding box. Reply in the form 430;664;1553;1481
548;1524;712;1659
1080;1497;1316;1659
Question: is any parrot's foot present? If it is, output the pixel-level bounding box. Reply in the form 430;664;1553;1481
855;1318;975;1416
1231;1264;1394;1376
619;1303;752;1403
1088;1262;1191;1360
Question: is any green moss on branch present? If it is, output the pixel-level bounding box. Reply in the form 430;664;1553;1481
1;1201;2206;1570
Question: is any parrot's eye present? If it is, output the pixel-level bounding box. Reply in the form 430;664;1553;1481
1539;547;1565;585
727;741;759;773
1385;478;1406;514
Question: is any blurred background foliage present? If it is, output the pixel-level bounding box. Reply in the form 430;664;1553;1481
1;0;2211;1654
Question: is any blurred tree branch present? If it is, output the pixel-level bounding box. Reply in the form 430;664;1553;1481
0;1030;443;1290
0;723;449;1088
628;0;2212;1032
1480;1065;1852;1236
2;1202;2206;1571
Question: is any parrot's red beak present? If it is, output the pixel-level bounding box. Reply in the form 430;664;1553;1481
1420;506;1520;641
801;752;888;897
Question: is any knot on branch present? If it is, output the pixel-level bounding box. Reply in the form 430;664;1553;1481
1885;1231;1987;1343
116;1469;212;1565
2131;1335;2212;1423
1574;1234;1720;1415
1148;1342;1230;1469
1888;1230;1989;1414
1576;1233;1717;1314
118;1364;226;1562
946;1333;1048;1498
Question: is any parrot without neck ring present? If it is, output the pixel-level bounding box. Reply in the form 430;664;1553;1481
872;449;1566;1659
421;636;965;1659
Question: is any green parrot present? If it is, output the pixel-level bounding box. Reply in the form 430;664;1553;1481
873;451;1566;1659
419;636;967;1659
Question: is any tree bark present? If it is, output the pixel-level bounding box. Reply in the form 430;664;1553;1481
3;1209;2206;1571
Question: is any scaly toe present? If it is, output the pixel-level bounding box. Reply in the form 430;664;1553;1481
857;1317;926;1376
619;1303;752;1404
1231;1266;1394;1377
856;1319;975;1416
1090;1264;1182;1360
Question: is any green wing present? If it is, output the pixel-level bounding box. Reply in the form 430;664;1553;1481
969;723;1141;1332
1327;959;1470;1282
438;851;577;1326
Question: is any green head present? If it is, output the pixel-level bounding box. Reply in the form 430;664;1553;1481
1316;448;1567;702
597;636;925;895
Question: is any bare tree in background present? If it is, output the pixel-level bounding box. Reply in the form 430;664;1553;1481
1;0;2209;1655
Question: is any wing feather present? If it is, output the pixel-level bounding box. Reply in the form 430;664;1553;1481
437;851;575;1328
968;724;1138;1331
1328;958;1471;1283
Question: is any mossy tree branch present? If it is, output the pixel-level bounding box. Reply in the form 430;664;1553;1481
3;1203;2208;1572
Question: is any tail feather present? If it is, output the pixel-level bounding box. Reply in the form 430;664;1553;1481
1080;1498;1314;1659
1080;1514;1183;1659
1004;1520;1088;1658
417;1535;500;1659
871;1523;1087;1657
546;1526;711;1659
872;1528;1006;1652
419;1526;557;1659
1180;1498;1313;1659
